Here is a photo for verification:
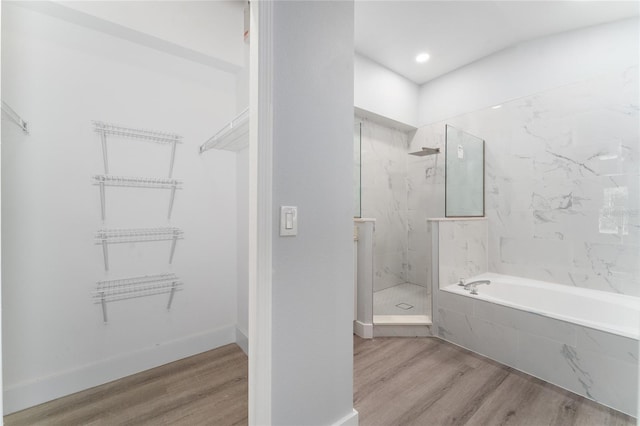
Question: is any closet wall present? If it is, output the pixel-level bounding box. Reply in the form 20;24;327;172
2;3;243;413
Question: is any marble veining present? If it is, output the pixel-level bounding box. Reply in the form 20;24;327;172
413;65;639;296
561;344;594;399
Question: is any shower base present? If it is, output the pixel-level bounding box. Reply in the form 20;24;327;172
373;283;432;337
373;282;430;315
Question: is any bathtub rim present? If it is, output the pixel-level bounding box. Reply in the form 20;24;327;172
441;272;640;340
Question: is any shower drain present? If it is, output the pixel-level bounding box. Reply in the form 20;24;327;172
395;303;414;310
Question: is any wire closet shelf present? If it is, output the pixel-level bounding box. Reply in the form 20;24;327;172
92;175;183;220
94;273;183;323
93;121;183;177
199;108;249;154
95;227;183;270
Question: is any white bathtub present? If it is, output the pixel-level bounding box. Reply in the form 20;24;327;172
436;272;639;417
442;272;640;339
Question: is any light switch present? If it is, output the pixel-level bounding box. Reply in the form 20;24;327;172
280;206;298;236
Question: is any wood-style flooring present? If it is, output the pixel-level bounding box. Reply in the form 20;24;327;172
354;336;635;426
4;343;248;426
4;337;635;425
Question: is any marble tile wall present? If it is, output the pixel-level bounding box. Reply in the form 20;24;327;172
436;289;638;416
358;118;411;291
412;65;640;296
436;219;489;288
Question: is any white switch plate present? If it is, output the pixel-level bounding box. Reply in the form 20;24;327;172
280;206;298;236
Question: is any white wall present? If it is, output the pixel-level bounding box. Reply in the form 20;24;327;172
270;2;355;424
355;53;419;128
54;0;245;71
2;3;240;412
418;18;639;125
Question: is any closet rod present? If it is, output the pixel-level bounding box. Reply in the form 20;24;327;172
199;107;249;154
1;100;29;134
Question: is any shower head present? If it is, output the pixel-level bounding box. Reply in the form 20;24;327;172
409;147;440;156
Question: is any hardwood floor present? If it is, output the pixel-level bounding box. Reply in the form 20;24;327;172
5;337;635;425
354;336;635;426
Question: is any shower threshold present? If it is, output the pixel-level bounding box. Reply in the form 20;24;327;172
372;314;433;337
373;314;431;326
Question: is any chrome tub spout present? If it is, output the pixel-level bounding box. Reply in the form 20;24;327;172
463;279;491;295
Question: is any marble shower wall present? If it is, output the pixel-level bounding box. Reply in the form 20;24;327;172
407;126;446;289
411;65;640;296
359;118;411;292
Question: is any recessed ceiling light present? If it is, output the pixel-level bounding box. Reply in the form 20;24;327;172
415;52;430;64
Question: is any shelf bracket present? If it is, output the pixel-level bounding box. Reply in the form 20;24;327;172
169;140;177;178
1;100;29;135
99;131;109;174
167;281;177;310
98;176;106;221
168;183;177;219
99;231;109;271
100;292;108;323
169;230;180;264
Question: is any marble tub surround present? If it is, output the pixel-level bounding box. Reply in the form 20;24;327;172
436;283;639;416
430;218;639;416
443;272;640;339
430;218;488;288
414;65;639;296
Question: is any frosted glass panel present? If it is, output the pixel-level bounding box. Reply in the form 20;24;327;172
445;125;484;217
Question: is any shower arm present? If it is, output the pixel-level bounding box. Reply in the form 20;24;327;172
409;147;440;156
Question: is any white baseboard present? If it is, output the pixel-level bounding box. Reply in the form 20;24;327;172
3;325;236;415
332;408;359;426
353;320;373;339
236;326;249;356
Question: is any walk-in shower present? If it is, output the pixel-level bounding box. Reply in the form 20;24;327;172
354;118;439;333
354;118;488;335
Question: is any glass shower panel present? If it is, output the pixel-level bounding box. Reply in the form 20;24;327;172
445;125;485;217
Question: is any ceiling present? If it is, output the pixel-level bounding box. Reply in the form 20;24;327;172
355;1;639;85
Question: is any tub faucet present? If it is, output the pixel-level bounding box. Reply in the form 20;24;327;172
463;280;491;295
